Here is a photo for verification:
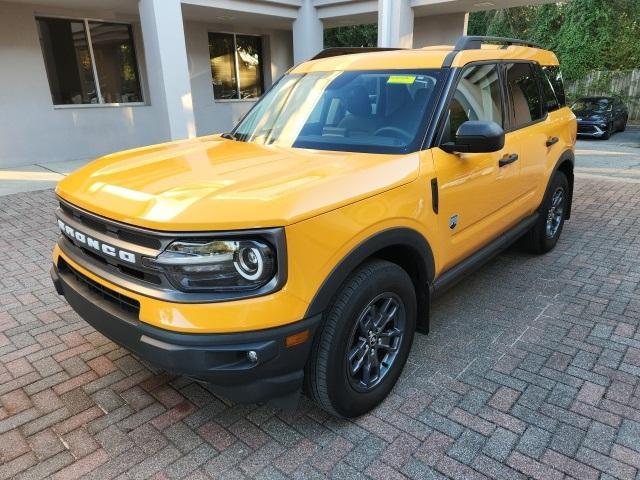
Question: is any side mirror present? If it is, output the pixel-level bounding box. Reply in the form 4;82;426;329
440;120;505;154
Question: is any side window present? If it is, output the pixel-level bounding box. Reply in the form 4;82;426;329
326;97;343;126
209;32;264;100
542;66;566;108
36;17;143;105
443;64;503;142
505;63;542;129
535;64;559;113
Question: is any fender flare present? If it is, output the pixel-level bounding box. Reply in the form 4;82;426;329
305;227;435;333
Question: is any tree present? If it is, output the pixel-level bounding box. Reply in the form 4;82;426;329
555;0;640;80
324;2;640;82
528;3;564;51
468;0;640;81
324;24;377;48
467;11;494;36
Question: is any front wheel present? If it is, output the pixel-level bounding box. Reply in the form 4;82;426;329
602;122;612;140
520;171;569;254
305;259;416;417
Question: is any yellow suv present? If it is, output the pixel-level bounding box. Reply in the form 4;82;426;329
51;36;577;417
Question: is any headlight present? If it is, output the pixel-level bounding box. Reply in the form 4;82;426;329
145;239;276;292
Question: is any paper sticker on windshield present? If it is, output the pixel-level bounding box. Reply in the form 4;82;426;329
387;75;416;84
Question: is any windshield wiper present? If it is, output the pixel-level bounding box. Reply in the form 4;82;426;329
221;132;237;141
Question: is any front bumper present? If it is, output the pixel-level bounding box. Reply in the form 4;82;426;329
577;122;608;137
51;260;321;404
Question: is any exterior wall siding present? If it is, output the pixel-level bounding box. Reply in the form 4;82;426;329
0;1;294;167
412;12;468;48
0;0;474;167
0;2;166;168
185;21;293;137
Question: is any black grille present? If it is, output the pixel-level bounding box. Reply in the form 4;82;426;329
578;125;597;134
58;199;167;288
58;257;140;315
60;201;162;249
70;241;163;286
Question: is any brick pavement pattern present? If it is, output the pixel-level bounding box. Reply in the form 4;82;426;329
1;177;639;480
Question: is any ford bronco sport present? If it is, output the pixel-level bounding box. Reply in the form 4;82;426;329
51;36;577;418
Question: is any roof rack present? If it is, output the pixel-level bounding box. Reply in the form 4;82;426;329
442;35;543;67
311;47;403;60
453;35;543;51
309;36;541;63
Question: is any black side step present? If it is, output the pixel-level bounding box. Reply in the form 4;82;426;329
431;213;538;298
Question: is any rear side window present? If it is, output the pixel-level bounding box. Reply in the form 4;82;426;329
543;66;566;107
443;63;503;142
535;65;559;113
505;63;542;129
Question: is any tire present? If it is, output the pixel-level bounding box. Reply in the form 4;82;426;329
602;123;611;140
305;259;416;418
621;118;628;132
520;171;569;254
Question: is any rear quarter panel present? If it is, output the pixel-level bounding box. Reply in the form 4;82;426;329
541;107;577;203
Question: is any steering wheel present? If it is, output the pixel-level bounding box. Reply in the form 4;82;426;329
373;126;412;143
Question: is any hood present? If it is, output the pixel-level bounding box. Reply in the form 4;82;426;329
56;136;419;231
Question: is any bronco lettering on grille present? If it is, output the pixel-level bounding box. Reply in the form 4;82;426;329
57;219;136;264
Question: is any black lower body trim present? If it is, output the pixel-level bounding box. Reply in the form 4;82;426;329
431;213;538;298
51;262;321;404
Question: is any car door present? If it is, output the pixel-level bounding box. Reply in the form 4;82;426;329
503;62;551;212
431;63;523;270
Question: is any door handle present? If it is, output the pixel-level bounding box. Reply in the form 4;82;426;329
546;136;559;147
499;153;519;167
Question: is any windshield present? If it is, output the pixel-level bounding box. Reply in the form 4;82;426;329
231;69;442;154
572;98;612;113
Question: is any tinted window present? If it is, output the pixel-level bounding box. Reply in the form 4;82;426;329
543;66;566;107
444;64;503;142
37;17;142;105
572;98;612;113
37;18;97;104
535;65;559;113
232;70;441;154
88;22;142;104
505;63;542;129
209;33;264;100
236;35;264;99
209;33;238;99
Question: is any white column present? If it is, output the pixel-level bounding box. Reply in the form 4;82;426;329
292;0;323;64
378;0;414;48
413;12;469;47
139;0;196;140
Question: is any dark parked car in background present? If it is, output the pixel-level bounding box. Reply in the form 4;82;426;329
572;97;628;139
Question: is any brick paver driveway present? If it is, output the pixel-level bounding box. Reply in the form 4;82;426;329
1;175;639;480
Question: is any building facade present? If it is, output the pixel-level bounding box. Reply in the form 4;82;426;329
0;0;553;167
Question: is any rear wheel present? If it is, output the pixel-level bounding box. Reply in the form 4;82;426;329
520;171;569;254
621;117;628;132
305;259;416;418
